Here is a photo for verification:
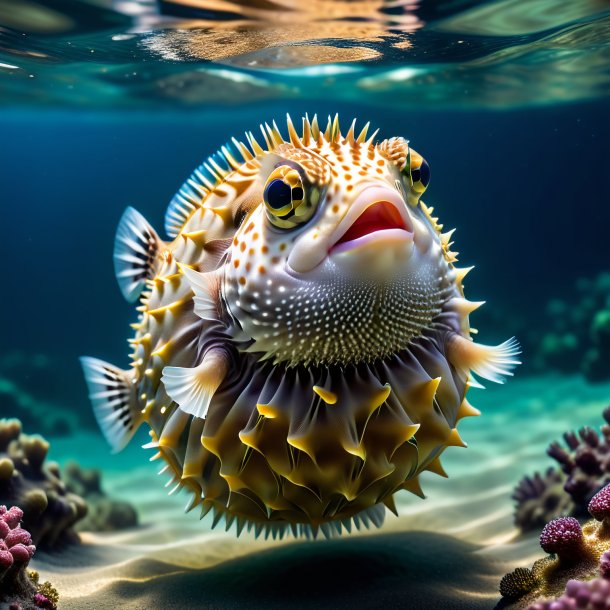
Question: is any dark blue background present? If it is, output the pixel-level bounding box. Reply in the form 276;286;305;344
1;99;609;420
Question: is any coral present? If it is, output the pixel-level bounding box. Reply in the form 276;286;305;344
547;408;610;511
0;418;87;547
539;517;587;562
527;552;610;610
513;407;610;532
499;484;610;609
513;468;573;532
63;462;137;532
0;505;58;610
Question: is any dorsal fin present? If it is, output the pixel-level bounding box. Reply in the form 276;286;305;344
113;207;163;302
165;142;252;239
80;357;143;452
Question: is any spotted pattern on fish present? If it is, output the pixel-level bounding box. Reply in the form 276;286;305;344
81;114;520;539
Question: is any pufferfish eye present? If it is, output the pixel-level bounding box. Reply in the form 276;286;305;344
404;149;431;197
263;166;316;229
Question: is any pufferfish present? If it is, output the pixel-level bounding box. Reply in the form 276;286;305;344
81;115;520;539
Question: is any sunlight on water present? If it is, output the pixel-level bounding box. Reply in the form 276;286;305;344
0;0;609;108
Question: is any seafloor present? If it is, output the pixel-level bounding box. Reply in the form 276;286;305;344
27;374;610;609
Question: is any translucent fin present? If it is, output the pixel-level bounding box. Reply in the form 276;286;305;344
161;349;229;419
179;264;221;321
80;356;142;452
113;207;162;302
448;335;521;384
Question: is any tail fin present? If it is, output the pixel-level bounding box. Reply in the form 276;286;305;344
80;356;142;452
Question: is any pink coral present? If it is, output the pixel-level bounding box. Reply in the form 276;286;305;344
0;505;35;579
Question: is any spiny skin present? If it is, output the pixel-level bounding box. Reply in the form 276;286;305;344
83;115;519;538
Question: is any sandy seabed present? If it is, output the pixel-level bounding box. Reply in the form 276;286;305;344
31;375;610;609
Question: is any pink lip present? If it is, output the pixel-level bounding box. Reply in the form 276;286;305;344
330;200;413;254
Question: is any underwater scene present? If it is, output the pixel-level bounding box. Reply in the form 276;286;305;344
1;1;610;608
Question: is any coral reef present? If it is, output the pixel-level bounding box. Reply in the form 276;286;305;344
0;505;59;610
513;468;573;532
499;485;610;608
63;461;138;532
0;418;87;547
513;407;610;531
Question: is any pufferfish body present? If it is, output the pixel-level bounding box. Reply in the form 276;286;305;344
81;115;520;538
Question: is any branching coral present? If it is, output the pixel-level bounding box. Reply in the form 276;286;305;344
513;468;573;532
499;485;610;609
0;418;87;547
0;505;59;610
513;407;610;532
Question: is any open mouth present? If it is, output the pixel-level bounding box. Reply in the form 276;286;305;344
331;201;412;253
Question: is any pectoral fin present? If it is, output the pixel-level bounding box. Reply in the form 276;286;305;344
161;349;229;419
448;334;521;385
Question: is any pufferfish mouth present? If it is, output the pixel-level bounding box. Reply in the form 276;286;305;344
330;187;414;255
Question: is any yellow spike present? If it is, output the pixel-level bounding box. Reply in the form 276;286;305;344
211;205;233;226
147;296;189;319
356;121;370;143
345;118;357;145
182;229;207;247
232;137;253;161
455;266;474;287
383;494;399;516
425;456;448;478
221;473;245;492
256;403;279;419
446;428;468;448
260;123;273;150
403;476;425;499
311;114;321;143
313;386;337;405
371;383;392;410
287;436;317;463
269;120;284;147
323;115;332;141
413;377;441;407
450;297;485;316
221;146;240;170
286;114;301;147
441;228;456;248
302;115;312;146
457;398;481;420
342;441;366;460
365;128;380;147
207;159;226;179
247;131;265;156
331;113;341;143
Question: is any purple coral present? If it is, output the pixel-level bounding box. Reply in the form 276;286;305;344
539;517;585;562
514;407;610;532
588;484;610;528
0;505;58;610
0;506;36;580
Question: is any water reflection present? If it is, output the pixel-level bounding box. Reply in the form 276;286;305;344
0;0;609;108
